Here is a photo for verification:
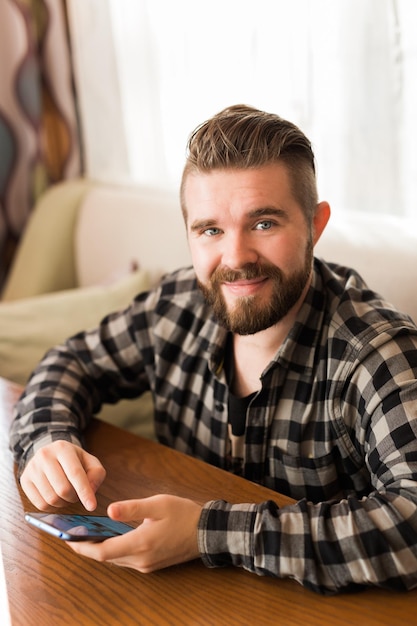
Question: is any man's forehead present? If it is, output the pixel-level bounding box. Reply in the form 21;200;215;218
183;164;295;216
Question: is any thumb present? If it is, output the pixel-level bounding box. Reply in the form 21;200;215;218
108;497;161;523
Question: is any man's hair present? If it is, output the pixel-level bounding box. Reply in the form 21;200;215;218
180;104;318;225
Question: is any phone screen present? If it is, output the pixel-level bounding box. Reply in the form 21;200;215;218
25;513;133;541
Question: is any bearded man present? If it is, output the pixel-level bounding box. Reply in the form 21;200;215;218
10;105;417;595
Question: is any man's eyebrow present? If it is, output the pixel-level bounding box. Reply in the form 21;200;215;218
248;207;289;220
189;219;217;232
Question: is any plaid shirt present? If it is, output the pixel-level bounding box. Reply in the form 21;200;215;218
10;259;417;594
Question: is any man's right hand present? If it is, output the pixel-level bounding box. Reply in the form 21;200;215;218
20;441;106;512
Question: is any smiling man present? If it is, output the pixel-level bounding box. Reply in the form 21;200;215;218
10;105;417;594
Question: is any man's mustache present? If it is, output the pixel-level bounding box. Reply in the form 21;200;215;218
210;263;283;285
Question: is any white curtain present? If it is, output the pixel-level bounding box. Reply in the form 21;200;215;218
67;0;417;217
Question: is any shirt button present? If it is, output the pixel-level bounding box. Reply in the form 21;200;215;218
215;403;224;412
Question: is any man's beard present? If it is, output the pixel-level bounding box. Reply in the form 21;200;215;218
198;239;313;335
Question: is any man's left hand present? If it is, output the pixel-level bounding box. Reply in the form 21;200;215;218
68;495;202;572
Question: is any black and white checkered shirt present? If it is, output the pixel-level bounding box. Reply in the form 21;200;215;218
10;259;417;594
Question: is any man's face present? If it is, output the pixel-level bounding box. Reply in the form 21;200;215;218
184;163;315;335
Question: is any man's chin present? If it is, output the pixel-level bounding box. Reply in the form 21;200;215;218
219;301;278;335
223;289;270;312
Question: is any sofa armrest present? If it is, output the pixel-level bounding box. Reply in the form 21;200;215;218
1;179;92;301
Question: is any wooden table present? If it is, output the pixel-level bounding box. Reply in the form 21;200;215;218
1;377;417;626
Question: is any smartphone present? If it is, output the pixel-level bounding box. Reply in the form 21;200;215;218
25;512;133;542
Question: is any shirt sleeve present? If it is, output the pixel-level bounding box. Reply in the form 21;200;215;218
197;328;417;595
9;296;153;475
198;487;417;595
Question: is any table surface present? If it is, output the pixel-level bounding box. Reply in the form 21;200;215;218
1;377;417;626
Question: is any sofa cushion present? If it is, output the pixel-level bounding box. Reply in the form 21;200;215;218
315;211;417;322
0;269;149;386
74;184;191;287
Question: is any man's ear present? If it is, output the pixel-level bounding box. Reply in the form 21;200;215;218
312;201;331;246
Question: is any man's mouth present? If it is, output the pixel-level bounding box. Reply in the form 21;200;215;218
222;276;268;296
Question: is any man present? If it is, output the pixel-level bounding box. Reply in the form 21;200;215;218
10;105;417;594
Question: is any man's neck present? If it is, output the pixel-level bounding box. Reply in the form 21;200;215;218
230;330;281;397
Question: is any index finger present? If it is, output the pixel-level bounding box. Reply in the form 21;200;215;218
59;450;105;511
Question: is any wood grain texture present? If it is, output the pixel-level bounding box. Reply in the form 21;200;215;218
1;378;416;626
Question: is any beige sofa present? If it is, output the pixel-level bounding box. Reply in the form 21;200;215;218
2;178;417;434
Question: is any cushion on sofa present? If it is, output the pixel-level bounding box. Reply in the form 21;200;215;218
315;210;417;322
74;185;191;287
0;268;149;386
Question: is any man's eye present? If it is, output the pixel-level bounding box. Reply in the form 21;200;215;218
204;227;221;237
255;220;273;230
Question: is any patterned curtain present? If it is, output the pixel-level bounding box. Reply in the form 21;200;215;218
0;0;81;289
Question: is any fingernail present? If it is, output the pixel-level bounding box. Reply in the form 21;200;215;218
85;498;96;511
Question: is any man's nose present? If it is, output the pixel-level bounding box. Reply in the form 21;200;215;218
221;231;259;269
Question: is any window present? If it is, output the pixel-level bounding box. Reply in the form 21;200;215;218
67;0;417;216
